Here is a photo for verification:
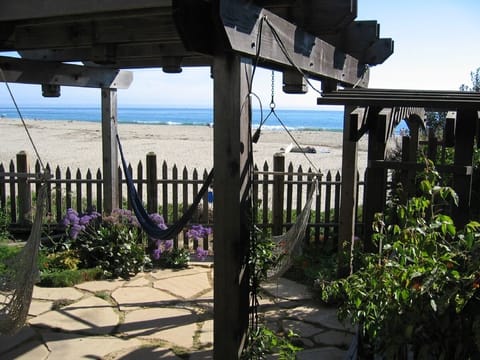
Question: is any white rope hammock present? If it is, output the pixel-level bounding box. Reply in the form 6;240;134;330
0;182;47;334
267;179;317;280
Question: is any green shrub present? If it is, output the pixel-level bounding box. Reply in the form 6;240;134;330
0;245;22;285
38;250;80;273
38;267;104;287
0;210;12;243
241;326;302;360
321;160;480;358
75;224;151;279
153;247;190;269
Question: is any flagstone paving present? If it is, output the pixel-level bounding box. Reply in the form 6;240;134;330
0;264;354;359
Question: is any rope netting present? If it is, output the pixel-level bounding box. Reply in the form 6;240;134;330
267;179;317;280
0;183;47;334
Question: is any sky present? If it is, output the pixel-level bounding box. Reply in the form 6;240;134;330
1;0;479;109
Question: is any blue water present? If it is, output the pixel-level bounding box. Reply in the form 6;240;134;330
0;106;345;131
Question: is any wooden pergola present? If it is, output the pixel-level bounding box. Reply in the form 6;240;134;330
0;1;396;358
319;89;480;267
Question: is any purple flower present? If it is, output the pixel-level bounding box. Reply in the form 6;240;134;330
79;215;92;225
70;223;82;239
152;248;162;260
187;224;212;242
164;240;173;250
196;247;209;261
151;239;174;261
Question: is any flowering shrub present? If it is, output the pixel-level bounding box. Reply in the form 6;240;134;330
58;209;213;275
59;208;150;279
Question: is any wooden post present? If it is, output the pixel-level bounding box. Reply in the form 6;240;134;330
338;106;360;275
146;152;158;214
452;109;475;227
213;54;252;360
16;151;31;224
101;88;119;213
363;107;387;252
272;152;285;235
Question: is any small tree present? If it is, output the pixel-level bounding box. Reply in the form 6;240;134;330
460;67;480;92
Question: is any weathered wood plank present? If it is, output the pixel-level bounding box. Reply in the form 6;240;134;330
101;88;119;214
213;54;252;359
0;56;132;89
0;0;172;21
338;106;361;275
219;3;369;86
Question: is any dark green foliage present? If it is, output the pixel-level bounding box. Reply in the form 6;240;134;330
0;245;21;284
241;326;301;360
74;224;151;279
321;161;480;358
153;247;190;269
38;268;104;287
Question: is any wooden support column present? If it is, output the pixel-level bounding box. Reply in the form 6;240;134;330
272;152;285;236
101;88;119;214
213;54;252;359
363;107;386;252
338;106;361;276
452;108;475;227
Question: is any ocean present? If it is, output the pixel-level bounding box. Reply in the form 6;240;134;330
0;106;345;132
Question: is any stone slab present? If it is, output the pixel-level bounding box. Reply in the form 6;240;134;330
40;330;142;360
314;329;352;347
124;276;151;287
1;338;49;360
0;326;37;354
153;272;211;299
149;267;211;280
282;319;322;338
197;319;213;347
112;287;178;311
296;347;347;360
29;296;118;335
118;307;198;349
32;286;83;301
261;278;312;301
75;278;125;293
29;299;54;316
108;346;183;359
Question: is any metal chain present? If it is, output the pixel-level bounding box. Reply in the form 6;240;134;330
270;70;276;110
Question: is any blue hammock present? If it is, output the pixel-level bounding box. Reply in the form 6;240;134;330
117;134;214;240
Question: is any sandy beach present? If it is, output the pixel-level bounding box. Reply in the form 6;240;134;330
0;118;368;175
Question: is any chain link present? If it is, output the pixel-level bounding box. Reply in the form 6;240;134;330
270;70;276;110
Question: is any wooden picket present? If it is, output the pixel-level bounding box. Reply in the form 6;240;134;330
0;152;366;248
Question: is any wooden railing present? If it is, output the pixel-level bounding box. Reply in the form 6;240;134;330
0;152;366;248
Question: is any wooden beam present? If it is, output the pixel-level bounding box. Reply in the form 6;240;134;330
101;88;119;214
0;56;132;88
213;54;252;359
291;0;357;35
13;13;179;50
216;1;369;87
363;38;394;65
0;0;172;21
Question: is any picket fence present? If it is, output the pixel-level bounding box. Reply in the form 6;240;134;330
0;152;366;250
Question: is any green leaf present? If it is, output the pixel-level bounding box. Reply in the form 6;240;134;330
430;299;437;312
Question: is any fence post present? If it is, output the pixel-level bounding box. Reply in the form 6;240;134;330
146;152;157;214
16;151;32;224
272;152;285;235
